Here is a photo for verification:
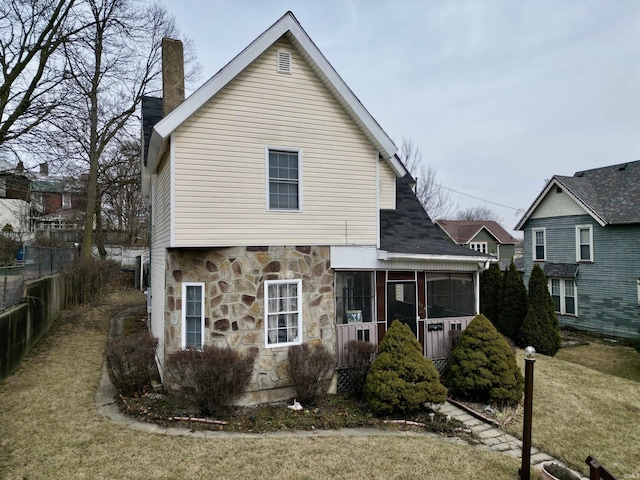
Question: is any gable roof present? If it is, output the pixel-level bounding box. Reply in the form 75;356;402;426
145;11;406;178
516;159;640;229
435;220;518;245
380;176;491;260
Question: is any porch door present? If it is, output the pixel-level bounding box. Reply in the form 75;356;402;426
387;281;417;336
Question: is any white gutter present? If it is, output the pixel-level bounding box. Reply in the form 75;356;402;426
378;250;495;264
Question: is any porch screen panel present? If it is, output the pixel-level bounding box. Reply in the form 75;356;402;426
335;271;374;324
426;274;474;318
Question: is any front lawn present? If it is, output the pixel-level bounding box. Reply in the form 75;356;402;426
556;341;640;383
507;349;640;478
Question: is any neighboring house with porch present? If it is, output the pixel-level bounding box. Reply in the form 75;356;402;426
142;12;492;405
516;159;640;339
435;219;519;270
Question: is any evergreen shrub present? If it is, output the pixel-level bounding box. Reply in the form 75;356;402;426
521;264;562;356
498;260;528;342
365;320;447;416
446;314;524;406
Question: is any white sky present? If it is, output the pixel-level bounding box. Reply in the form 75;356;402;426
164;0;640;235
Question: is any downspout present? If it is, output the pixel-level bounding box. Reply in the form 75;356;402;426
376;152;380;249
475;260;491;315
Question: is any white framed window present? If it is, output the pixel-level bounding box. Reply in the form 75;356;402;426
549;278;577;316
62;193;71;209
265;279;302;347
469;242;487;253
575;225;593;262
182;282;205;349
533;228;546;261
266;148;301;211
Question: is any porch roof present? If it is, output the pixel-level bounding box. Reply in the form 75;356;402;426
380;176;493;260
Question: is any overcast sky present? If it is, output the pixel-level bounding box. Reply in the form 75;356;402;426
164;0;639;235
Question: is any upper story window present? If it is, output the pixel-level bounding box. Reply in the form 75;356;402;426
576;225;593;262
533;228;546;261
469;242;487;254
182;282;205;349
265;279;302;347
62;193;71;209
267;149;301;211
549;278;577;316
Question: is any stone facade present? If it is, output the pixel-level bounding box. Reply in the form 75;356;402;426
165;245;335;404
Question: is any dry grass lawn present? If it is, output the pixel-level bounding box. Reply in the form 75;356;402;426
0;281;522;480
556;342;640;383
508;350;640;478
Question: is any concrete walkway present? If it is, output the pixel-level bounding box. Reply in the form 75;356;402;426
95;367;587;479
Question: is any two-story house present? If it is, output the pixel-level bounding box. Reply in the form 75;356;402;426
0;160;31;237
516;160;640;339
142;12;492;404
435;220;519;270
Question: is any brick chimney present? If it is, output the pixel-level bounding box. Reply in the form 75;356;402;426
162;38;185;117
39;162;48;176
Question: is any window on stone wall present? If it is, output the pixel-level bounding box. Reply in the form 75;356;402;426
265;279;302;347
426;273;475;318
335;271;374;324
182;282;205;349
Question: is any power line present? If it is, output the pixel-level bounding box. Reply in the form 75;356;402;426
436;184;524;212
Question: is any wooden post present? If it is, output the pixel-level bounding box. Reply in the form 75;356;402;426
520;349;535;480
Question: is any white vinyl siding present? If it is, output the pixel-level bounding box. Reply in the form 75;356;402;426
533;228;546;261
576;225;594;262
531;187;588;219
150;159;172;374
172;38;379;247
379;160;396;209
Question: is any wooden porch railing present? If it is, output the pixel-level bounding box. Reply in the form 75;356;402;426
585;456;618;480
335;322;379;367
419;316;473;359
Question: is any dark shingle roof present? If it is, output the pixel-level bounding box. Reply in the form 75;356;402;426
380;176;490;258
543;263;579;278
556;160;640;225
142;96;163;166
435;220;518;244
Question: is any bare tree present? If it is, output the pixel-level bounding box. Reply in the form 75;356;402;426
454;206;501;222
49;0;197;258
0;0;87;154
399;139;457;220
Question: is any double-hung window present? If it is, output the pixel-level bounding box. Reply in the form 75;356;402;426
576;225;593;262
549;278;577;316
533;228;546;261
469;242;487;253
267;149;300;211
265;279;302;347
182;282;205;349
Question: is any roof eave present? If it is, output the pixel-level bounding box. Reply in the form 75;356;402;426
378;250;495;264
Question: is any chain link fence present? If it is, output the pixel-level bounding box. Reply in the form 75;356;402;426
0;246;77;310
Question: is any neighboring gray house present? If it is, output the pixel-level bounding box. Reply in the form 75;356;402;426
516;160;640;338
435;220;519;270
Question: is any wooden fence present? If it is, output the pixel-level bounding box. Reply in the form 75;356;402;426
586;456;618;480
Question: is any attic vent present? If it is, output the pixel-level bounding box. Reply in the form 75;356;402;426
575;172;584;177
276;50;292;74
556;187;562;194
618;164;627;171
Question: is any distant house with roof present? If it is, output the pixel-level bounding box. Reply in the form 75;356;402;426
435;220;519;269
516;159;640;339
141;12;492;404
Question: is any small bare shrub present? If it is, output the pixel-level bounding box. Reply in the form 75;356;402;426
345;340;376;399
165;345;254;416
287;343;335;405
106;331;158;396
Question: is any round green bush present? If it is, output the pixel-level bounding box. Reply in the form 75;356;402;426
365;320;447;416
446;314;524;406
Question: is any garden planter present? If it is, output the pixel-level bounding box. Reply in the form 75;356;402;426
540;461;581;480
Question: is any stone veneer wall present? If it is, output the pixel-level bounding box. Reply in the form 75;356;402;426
165;245;335;405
